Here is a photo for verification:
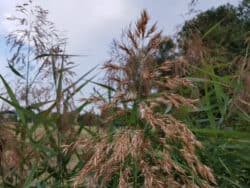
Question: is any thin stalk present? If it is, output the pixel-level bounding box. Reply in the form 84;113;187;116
25;7;32;107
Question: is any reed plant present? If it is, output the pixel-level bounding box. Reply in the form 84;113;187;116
68;10;216;188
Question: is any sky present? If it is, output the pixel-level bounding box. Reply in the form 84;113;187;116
0;0;241;96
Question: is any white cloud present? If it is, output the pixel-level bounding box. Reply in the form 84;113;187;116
37;0;138;47
0;0;17;32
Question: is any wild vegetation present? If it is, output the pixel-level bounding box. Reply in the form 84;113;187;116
0;0;249;187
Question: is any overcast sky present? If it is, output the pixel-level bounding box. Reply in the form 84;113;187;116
0;0;241;95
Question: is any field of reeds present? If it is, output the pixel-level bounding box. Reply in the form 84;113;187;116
0;1;249;187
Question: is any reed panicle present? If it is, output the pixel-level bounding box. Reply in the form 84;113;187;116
73;10;216;188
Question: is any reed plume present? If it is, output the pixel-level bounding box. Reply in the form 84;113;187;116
71;10;216;188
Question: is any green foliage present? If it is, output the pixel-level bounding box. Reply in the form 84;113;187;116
195;129;250;187
180;3;250;59
177;1;250;130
